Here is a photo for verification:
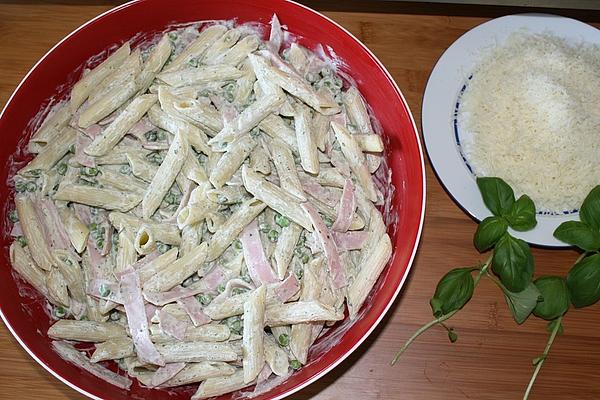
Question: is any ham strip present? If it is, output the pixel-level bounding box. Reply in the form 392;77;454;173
199;266;227;292
128;117;155;140
301;203;346;289
158;308;189;340
84;124;103;139
145;303;158;324
331;231;368;251
120;268;164;366
240;220;278;286
178;296;211;326
273;274;300;302
301;180;340;208
73;204;91;226
307;230;368;253
149;363;186;387
10;222;23;237
332;179;356;232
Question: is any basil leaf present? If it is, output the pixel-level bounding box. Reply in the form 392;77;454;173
476;177;515;217
579;185;600;231
502;282;542;324
430;268;475;318
474;216;508;252
492;234;534;293
506;195;537;232
566;253;600;308
553;220;600;251
533;276;569;320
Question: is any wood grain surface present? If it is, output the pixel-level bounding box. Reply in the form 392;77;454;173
1;2;599;399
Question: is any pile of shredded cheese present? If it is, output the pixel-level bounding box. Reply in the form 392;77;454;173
460;31;600;212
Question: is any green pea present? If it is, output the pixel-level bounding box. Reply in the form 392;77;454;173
197;294;213;306
168;32;178;41
296;235;306;247
295;268;304;280
8;210;18;223
54;306;66;318
278;333;289;347
99;284;111;297
323;215;334;228
301;253;310;264
109;311;120;321
26;181;37;192
156;241;170;254
15;181;26;193
217;284;226;293
290;360;302;369
267;229;279;242
224;83;236;102
26;169;42;178
274;214;290;228
233;239;243;251
16;236;27;247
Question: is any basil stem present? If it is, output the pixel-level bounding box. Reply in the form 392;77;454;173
523;316;563;400
391;255;492;366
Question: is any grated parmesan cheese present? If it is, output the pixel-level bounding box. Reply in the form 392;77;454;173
460;31;600;212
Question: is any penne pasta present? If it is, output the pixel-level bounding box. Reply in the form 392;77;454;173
209;134;256;188
206;198;266;262
78;80;138;128
142;130;188;218
48;320;126;342
91;337;135;362
242;284;266;383
156;341;238;363
20;126;77;173
347;234;392;319
70;42;131;111
161;361;236;387
164;25;227;72
331;121;378;202
137;35;172;94
85;94;157;156
54;184;142;212
143;242;208;292
243;167;313;232
294;103;319;174
15;196;55;271
9;242;48;297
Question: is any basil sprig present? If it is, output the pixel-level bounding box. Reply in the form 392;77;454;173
392;179;600;400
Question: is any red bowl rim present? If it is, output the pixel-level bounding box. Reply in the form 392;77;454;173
0;1;426;399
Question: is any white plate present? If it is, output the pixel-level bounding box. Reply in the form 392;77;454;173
422;13;600;247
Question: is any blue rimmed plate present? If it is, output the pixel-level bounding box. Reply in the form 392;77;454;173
422;13;600;247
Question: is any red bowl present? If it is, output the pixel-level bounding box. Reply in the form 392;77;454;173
0;1;425;399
